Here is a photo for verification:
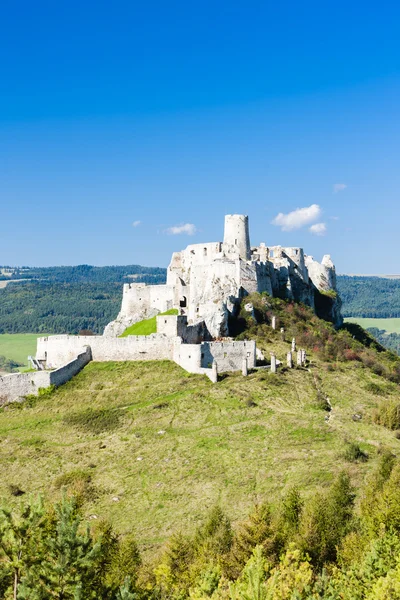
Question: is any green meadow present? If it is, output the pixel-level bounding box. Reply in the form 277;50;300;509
345;317;400;334
0;333;45;370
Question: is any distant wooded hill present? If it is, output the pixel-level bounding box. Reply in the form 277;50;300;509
337;275;400;318
0;265;167;335
0;264;166;283
337;275;400;356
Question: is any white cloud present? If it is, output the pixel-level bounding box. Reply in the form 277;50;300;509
333;183;347;193
309;222;327;236
271;204;321;232
132;220;141;227
166;223;197;235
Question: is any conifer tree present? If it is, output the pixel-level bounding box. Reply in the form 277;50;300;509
19;495;101;599
226;504;275;579
0;495;45;600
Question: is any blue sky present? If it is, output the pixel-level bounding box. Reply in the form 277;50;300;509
1;1;399;273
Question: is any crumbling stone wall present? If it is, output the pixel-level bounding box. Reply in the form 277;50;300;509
200;340;256;371
0;347;91;405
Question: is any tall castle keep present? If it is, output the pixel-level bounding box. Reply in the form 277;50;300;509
105;214;342;338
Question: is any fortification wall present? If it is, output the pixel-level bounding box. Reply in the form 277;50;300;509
0;347;91;405
49;347;92;387
37;334;174;368
174;342;202;373
201;340;256;371
0;371;50;406
157;315;207;344
173;339;256;375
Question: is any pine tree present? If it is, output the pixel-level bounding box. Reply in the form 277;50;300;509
19;495;101;599
0;495;45;600
226;503;275;579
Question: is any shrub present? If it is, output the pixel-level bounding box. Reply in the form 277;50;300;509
364;381;389;396
54;469;97;503
344;349;362;362
343;443;368;463
373;399;400;430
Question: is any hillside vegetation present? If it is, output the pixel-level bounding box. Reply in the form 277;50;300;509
2;296;400;597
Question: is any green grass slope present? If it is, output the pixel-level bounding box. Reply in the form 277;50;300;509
2;295;400;554
119;309;178;336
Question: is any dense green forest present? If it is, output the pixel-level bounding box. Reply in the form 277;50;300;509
337;275;400;318
0;265;167;335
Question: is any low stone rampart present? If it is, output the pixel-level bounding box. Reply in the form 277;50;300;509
49;347;92;387
0;347;92;405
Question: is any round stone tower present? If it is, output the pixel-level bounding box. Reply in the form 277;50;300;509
223;214;251;260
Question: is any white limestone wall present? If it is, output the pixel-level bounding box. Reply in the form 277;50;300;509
0;347;91;405
120;283;174;318
49;347;92;387
201;340;256;371
37;334;174;368
174;342;202;372
187;260;240;336
0;371;50;405
173;339;256;374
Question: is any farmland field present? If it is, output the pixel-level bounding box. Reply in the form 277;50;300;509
345;317;400;334
0;333;46;370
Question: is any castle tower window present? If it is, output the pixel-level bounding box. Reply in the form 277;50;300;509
180;296;187;308
203;247;207;256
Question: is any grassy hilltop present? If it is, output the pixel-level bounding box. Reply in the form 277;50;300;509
1;295;400;555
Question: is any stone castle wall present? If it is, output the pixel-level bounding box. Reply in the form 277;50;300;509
173;339;256;374
0;347;91;405
37;334;174;368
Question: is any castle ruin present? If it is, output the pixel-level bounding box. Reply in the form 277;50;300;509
105;213;342;338
0;214;342;404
